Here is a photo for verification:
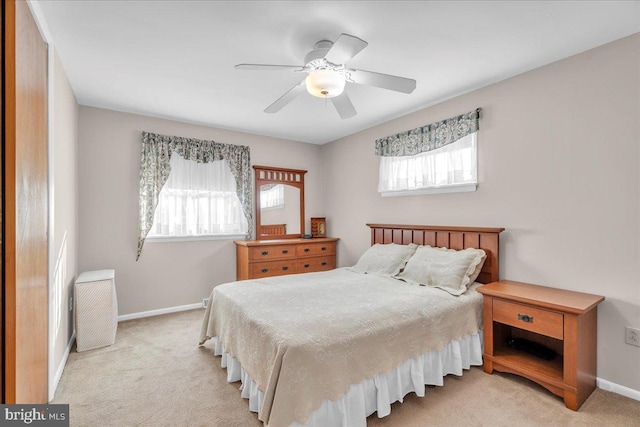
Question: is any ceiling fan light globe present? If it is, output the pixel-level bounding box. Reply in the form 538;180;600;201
305;70;345;98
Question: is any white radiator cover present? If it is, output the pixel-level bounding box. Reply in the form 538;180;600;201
74;269;117;352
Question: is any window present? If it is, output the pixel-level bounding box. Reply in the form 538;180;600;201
147;154;248;239
378;132;477;197
260;184;285;210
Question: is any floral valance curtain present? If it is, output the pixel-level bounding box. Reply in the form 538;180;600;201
375;108;481;157
137;131;252;260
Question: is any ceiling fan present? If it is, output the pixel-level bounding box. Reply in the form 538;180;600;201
235;33;417;119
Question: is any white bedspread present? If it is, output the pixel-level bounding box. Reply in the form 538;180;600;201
199;268;483;427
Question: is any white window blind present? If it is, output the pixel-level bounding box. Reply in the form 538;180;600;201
378;132;477;196
147;154;248;238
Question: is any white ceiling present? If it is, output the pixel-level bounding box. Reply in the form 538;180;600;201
37;1;640;144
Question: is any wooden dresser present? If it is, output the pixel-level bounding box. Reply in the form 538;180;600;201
478;280;604;410
234;238;339;280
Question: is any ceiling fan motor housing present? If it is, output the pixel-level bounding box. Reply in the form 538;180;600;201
304;40;333;66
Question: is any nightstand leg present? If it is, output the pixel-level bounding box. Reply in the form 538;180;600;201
482;298;495;375
564;391;578;411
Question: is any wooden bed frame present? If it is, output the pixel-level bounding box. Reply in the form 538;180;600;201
367;224;505;284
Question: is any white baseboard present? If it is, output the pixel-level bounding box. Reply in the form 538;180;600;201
598;377;640;402
118;302;202;322
49;331;76;402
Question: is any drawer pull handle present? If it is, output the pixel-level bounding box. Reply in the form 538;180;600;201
304;264;310;268
282;266;288;271
321;262;327;266
282;250;289;254
321;247;327;251
261;251;269;256
261;268;269;273
304;248;310;252
518;313;534;323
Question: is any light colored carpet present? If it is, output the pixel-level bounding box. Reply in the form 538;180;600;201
53;309;640;426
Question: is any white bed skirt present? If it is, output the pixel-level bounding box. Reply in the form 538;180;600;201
212;331;483;427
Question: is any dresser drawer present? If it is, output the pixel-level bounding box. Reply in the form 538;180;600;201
493;299;563;340
296;242;336;257
251;260;297;279
297;256;335;273
248;245;297;261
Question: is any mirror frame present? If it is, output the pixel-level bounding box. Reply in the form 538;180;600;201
254;165;306;240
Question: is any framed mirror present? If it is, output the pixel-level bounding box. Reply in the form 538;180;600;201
254;165;306;240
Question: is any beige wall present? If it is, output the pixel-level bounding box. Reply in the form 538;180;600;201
52;51;79;376
321;33;640;391
77;107;323;315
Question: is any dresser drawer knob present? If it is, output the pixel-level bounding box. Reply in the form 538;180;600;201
321;262;327;266
304;248;310;252
261;251;269;256
261;268;268;273
321;247;327;251
282;250;289;254
518;313;534;323
282;266;288;271
304;264;310;268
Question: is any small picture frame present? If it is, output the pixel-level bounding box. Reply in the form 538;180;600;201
310;217;326;238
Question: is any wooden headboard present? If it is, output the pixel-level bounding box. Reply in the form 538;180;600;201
367;224;505;284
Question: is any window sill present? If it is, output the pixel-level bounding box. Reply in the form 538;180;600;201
380;183;477;197
145;234;248;243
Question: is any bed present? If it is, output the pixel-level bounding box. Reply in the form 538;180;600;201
200;224;504;427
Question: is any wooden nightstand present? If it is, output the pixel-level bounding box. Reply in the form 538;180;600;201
477;280;604;410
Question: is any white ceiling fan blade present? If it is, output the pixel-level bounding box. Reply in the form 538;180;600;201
347;69;416;94
235;64;305;71
331;92;357;119
324;34;368;65
264;80;307;113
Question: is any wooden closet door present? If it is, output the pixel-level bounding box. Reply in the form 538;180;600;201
0;0;4;401
3;0;49;403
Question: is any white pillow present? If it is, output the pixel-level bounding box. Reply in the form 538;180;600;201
396;246;486;295
349;243;418;276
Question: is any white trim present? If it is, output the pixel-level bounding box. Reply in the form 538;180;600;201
49;331;75;402
26;1;54;43
118;303;202;322
145;233;247;243
597;377;640;402
380;183;477;197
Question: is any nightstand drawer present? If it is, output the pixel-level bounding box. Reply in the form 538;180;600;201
297;256;335;273
251;260;297;278
493;299;563;340
248;245;297;261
